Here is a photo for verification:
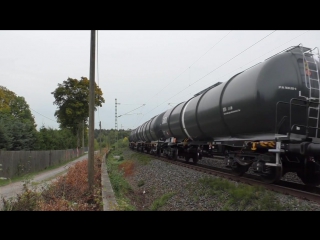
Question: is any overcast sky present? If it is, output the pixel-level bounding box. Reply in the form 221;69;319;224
1;30;320;131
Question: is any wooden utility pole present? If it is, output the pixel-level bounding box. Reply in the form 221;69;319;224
88;30;96;191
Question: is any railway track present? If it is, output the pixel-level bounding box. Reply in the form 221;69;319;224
131;149;320;204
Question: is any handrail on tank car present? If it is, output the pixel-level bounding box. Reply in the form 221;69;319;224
193;82;223;97
275;100;307;134
289;98;309;128
312;47;319;55
265;44;303;61
242;45;308;76
304;47;319;54
243;62;261;72
289;124;320;138
289;98;320;138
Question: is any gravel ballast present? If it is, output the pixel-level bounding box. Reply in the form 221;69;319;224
117;149;320;211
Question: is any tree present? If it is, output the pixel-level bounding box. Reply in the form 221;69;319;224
0;86;16;114
92;128;130;151
51;77;105;146
0;86;38;150
0;112;38;151
0;114;14;150
10;96;36;125
0;86;36;126
36;126;78;150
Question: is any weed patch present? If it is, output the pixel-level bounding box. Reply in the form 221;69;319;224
1;153;104;211
150;192;175;211
197;177;287;211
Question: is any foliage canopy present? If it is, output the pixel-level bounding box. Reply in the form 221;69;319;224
0;86;38;150
51;77;105;136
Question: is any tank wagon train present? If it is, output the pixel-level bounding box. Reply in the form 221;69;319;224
129;45;320;186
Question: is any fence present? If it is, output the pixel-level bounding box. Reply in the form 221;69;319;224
0;147;88;179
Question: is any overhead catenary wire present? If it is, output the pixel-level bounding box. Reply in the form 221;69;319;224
134;31;233;126
30;107;56;122
118;104;146;117
119;103;146;105
177;30;310;101
144;31;233;103
139;30;277;121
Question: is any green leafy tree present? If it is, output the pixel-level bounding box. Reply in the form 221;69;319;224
10;96;36;125
10;120;37;150
0;86;38;150
94;138;99;150
0;86;16;114
51;77;105;146
0;113;38;151
36;126;78;150
0;86;36;127
0;114;14;150
93;128;130;151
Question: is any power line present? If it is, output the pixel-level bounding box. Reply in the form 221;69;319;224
119;103;145;105
177;30;310;102
134;31;233;126
141;30;277;118
117;102;146;127
30;107;56;122
118;104;145;117
189;31;233;68
144;31;233;102
188;30;277;87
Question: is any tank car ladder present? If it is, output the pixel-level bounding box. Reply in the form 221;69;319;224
300;46;320;138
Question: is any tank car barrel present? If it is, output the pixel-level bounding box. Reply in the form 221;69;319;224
130;45;320;186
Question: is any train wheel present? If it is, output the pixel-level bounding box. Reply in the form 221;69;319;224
255;154;282;184
227;156;251;176
185;156;190;162
192;153;199;164
231;162;250;176
297;159;320;186
172;150;177;161
260;166;282;184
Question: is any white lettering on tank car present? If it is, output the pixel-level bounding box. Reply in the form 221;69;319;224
223;109;241;115
162;116;167;124
278;86;297;90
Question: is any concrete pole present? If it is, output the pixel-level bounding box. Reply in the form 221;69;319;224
99;121;101;154
115;98;118;150
88;30;96;191
82;119;84;150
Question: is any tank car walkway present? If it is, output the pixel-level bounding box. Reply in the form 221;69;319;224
0;153;117;211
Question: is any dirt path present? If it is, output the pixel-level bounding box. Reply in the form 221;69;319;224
0;154;89;210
